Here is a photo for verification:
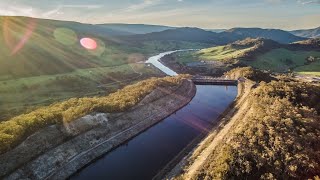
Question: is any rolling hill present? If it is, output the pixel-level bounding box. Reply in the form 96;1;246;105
176;38;320;75
122;27;227;45
0;16;169;120
97;23;175;35
122;27;307;46
0;16;204;80
0;16;210;120
290;27;320;38
0;16;134;80
196;38;282;62
220;28;306;44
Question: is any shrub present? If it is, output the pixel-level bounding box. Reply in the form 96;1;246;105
195;81;320;179
0;75;189;154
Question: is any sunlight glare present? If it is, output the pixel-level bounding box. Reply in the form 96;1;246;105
3;17;37;55
80;38;97;50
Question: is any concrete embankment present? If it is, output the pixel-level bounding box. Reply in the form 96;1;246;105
0;80;196;180
164;80;255;179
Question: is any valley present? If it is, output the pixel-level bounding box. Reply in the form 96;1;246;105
0;14;319;180
162;38;320;77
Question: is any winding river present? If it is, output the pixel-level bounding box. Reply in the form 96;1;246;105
71;51;237;180
146;50;196;76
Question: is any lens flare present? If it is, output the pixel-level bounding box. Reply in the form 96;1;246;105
80;38;97;50
54;28;77;45
3;17;37;55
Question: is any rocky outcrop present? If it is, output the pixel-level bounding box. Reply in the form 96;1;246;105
0;79;196;180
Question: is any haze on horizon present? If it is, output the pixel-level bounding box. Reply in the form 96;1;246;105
0;0;319;30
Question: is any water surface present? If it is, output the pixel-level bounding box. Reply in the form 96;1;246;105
145;50;195;76
71;85;237;180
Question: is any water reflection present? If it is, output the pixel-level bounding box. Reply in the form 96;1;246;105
71;85;237;180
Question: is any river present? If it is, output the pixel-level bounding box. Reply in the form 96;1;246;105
70;51;237;180
145;50;196;76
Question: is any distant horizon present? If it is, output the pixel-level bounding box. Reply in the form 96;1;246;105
0;0;319;31
2;15;319;31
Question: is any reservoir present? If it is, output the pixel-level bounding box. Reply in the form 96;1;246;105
71;85;237;180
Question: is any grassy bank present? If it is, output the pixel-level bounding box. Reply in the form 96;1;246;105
0;75;189;154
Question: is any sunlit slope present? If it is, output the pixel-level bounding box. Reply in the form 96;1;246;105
195;38;279;61
0;16;135;80
249;48;320;72
190;38;320;75
0;16;208;121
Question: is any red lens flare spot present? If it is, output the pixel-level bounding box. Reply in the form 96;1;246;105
80;38;97;50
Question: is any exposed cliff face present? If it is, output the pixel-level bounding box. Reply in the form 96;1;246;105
0;80;196;180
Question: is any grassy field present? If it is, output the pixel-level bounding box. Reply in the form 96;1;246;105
295;61;320;76
0;16;139;80
176;40;320;76
0;16;209;121
171;42;256;65
0;64;162;121
196;45;254;61
248;48;320;73
171;51;198;65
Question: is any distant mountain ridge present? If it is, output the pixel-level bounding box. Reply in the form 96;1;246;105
97;23;175;35
122;27;229;45
124;27;307;45
220;28;306;44
290;27;320;38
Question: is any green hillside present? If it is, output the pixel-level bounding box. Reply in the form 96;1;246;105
197;45;255;62
248;48;320;72
0;16;137;80
0;16;209;121
0;75;188;154
179;38;320;76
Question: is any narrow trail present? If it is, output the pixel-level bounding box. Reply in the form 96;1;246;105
178;81;255;179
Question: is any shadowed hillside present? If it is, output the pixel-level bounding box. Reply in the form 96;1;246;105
122;27;228;45
291;27;320;38
221;28;306;44
97;23;174;34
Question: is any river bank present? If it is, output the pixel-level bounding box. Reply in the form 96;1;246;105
0;79;196;180
165;79;255;179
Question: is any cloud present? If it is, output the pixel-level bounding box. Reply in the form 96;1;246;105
0;4;35;16
125;0;161;12
265;0;320;4
297;0;320;4
42;4;103;18
62;5;103;9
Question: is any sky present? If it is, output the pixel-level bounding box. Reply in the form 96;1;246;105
0;0;319;30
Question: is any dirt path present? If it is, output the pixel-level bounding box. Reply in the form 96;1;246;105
172;81;254;180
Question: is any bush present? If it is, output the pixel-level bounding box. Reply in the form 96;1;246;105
0;75;189;154
224;67;275;82
196;81;320;179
